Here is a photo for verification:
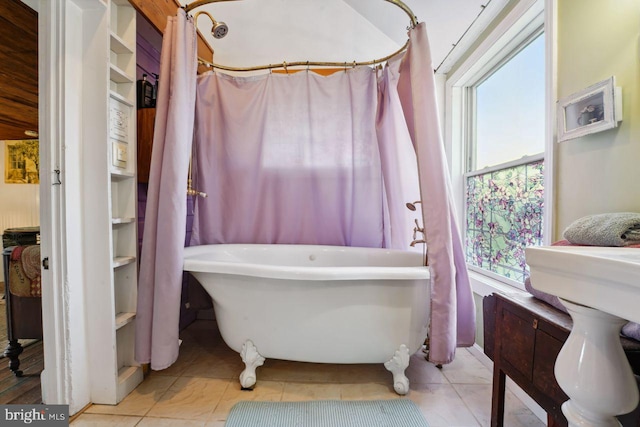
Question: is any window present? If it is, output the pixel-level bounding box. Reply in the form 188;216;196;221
9;146;25;171
464;31;546;286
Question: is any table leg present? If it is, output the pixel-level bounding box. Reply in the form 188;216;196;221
4;339;23;377
491;365;506;427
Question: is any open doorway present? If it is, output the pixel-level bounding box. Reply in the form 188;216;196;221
0;0;43;404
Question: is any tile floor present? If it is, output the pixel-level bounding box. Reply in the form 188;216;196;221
72;320;544;427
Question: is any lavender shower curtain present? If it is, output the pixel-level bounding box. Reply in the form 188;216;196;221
190;68;418;248
397;23;476;364
136;14;474;369
136;10;198;370
376;58;422;250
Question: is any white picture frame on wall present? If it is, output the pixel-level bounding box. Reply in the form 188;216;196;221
557;76;622;142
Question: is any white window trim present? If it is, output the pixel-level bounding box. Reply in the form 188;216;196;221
465;152;544;178
444;0;556;295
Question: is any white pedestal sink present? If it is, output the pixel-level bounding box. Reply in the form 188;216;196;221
526;246;640;427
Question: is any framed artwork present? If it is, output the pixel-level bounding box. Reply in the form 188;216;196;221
557;76;622;142
4;139;39;184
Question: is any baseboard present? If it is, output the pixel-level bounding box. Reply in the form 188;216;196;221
468;344;547;423
68;402;92;423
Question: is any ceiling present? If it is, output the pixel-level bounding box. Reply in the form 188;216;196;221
180;0;488;71
0;0;38;141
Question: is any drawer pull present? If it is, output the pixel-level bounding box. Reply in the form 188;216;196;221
533;319;538;329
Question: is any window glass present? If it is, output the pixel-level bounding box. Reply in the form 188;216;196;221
466;160;544;283
474;34;545;170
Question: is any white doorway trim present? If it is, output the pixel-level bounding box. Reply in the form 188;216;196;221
38;0;97;414
38;0;72;408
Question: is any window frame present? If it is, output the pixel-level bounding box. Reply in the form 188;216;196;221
444;0;556;293
464;30;546;288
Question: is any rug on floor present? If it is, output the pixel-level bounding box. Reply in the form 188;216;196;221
225;399;429;427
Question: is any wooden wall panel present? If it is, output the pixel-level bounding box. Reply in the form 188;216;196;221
128;0;213;73
137;108;156;183
0;0;38;140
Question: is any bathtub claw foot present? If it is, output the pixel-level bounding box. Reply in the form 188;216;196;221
384;344;411;395
239;340;265;389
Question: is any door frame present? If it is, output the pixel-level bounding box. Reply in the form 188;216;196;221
38;0;98;414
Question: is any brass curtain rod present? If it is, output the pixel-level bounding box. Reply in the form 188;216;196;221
183;0;418;72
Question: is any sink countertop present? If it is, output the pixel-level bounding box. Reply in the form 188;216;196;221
526;246;640;324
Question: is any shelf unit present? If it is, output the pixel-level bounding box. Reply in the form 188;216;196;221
107;0;142;404
86;0;142;405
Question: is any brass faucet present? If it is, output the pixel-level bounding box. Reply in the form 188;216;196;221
187;176;208;198
407;203;426;247
410;219;426;247
410;238;426;247
187;156;207;198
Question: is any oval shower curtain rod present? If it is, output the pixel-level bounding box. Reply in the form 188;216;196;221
183;0;419;72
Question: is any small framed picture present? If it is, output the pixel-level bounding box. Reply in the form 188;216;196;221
557;76;622;142
4;139;39;184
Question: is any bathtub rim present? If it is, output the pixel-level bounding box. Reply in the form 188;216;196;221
183;244;430;281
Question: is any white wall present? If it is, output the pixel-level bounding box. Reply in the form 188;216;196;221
0;141;40;276
555;0;640;236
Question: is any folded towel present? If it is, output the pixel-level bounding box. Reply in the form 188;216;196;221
524;276;567;313
563;212;640;247
623;323;640;343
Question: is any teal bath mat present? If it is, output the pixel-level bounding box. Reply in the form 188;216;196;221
225;399;429;427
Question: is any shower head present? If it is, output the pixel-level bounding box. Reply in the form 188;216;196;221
406;201;421;211
211;19;229;39
194;11;229;39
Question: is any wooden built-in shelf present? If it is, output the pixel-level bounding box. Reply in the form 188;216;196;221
110;170;135;181
110;63;134;84
112;217;135;225
109;90;134;108
110;31;134;55
113;256;136;268
87;0;141;406
115;312;136;330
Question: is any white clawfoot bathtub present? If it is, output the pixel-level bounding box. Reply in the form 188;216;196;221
183;244;431;394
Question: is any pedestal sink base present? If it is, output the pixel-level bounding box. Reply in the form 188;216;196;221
555;299;639;427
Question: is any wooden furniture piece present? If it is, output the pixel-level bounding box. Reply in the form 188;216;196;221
483;292;640;427
2;246;42;377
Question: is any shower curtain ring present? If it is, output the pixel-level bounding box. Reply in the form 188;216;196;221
352;60;356;68
306;61;310;73
283;61;288;74
344;62;347;73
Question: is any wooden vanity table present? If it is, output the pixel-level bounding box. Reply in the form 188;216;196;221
483;292;640;427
